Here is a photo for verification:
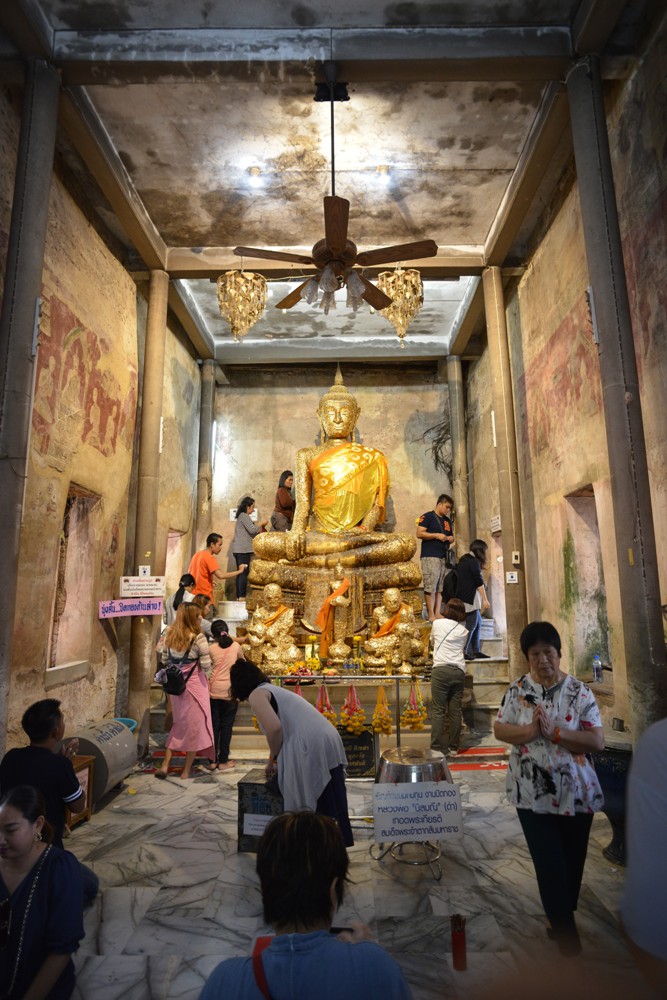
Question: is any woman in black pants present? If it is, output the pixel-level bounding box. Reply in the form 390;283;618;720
454;538;490;659
494;621;604;956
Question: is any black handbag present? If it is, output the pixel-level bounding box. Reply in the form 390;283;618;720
162;643;197;695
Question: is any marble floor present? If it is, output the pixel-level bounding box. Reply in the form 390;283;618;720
65;744;654;1000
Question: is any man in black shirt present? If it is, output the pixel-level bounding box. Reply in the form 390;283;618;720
416;494;454;621
0;698;99;904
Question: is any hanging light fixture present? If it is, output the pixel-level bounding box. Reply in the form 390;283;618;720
376;267;423;348
216;270;268;342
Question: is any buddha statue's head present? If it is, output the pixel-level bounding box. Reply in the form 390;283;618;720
382;588;403;613
317;367;360;441
263;583;283;609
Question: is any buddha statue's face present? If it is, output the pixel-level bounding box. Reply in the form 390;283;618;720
318;395;359;439
264;584;282;609
383;588;402;614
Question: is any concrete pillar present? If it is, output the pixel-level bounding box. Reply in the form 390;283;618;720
195;360;216;550
482;267;528;677
566;57;667;734
0;59;59;754
128;270;169;755
446;355;471;554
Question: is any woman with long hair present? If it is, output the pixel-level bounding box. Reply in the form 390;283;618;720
0;784;84;999
270;470;295;532
156;603;213;780
206;619;243;772
231;496;268;599
454;538;491;660
230;659;353;846
163;573;196;627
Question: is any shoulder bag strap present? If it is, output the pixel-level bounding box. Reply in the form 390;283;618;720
433;623;459;661
251;936;274;1000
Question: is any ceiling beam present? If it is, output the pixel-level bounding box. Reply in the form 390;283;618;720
51;26;572;85
0;0;54;59
448;279;484;356
484;82;571;266
572;0;629;54
169;281;215;359
166;246;486;280
58;86;167;270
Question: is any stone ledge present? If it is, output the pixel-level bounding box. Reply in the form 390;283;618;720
44;660;91;689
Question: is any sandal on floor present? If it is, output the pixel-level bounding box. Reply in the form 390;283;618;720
154;771;167;780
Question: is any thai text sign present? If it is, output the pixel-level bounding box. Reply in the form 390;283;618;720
119;576;165;597
99;598;163;619
372;781;463;843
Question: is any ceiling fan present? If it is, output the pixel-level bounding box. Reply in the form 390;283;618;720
233;62;438;312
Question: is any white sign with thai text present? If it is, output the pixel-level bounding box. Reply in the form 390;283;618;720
372;781;463;843
243;813;275;837
119;576;165;597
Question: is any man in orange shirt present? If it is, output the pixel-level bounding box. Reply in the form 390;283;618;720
188;533;246;601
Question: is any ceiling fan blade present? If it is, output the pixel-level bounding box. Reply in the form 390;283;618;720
358;274;393;310
233;246;314;265
355;239;438;267
274;279;312;310
323;196;350;255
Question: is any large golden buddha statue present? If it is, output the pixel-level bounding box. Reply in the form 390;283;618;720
249;368;421;622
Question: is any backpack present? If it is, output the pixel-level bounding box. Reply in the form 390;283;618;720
443;568;458;602
161;642;197;695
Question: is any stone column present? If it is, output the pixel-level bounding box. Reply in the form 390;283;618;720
446;355;471;554
566;57;667;734
482;267;528;677
195;359;216;550
128;270;169;755
0;59;59;754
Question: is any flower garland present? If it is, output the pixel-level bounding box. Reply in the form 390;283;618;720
316;683;338;727
340;684;366;735
400;680;427;731
372;685;393;735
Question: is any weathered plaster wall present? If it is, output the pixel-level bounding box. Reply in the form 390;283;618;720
156;324;200;590
211;369;451;597
465;349;507;640
6;160;139;745
0;88;18;300
465;18;667;726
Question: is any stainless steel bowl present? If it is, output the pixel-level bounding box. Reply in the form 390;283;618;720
375;746;452;784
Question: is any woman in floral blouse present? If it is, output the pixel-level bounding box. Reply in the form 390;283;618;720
494;621;604;957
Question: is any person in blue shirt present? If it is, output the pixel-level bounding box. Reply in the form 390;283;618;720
200;811;413;1000
416;493;454;621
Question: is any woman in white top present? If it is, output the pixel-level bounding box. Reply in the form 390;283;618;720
230;659;353;846
429;598;469;758
231;496;268;599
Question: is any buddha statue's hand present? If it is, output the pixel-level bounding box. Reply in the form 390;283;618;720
285;531;307;561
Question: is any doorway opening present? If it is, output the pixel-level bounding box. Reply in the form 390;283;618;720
49;485;101;668
563;486;610;678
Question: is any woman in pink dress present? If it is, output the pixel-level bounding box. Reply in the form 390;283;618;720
156;603;213;780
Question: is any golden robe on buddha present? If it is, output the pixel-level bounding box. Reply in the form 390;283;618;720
310;443;389;533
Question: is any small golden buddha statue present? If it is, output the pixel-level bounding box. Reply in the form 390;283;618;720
364;587;426;675
252;368;418;576
242;583;300;672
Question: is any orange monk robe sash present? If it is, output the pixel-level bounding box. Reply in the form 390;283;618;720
261;605;291;628
314;577;350;658
374;603;411;638
309;443;389;532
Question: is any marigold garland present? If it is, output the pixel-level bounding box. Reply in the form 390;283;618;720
340;684;366;735
316;683;338;727
400;680;427;731
372;685;393;735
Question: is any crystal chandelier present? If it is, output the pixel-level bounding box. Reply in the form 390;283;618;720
376;267;423;348
216;270;268;342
